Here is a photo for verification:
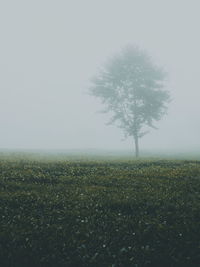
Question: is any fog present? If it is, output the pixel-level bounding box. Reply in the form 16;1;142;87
0;0;200;153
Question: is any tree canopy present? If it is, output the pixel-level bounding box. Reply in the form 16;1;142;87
90;46;170;157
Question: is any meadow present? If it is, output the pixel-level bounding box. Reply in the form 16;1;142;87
0;153;200;266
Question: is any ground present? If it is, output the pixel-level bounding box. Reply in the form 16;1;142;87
0;154;200;266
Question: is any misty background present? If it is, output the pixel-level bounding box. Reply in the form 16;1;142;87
0;0;199;153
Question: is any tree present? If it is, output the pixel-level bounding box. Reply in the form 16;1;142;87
89;45;170;157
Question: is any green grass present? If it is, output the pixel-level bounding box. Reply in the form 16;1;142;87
0;155;200;266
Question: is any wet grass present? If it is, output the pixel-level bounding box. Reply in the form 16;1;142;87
0;155;200;266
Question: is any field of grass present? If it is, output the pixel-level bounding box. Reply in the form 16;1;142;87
0;154;200;266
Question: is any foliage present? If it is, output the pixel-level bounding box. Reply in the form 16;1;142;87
0;156;200;266
90;46;170;157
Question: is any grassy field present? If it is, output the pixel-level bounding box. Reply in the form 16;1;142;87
0;154;200;266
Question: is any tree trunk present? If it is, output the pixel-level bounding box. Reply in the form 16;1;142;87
134;136;139;158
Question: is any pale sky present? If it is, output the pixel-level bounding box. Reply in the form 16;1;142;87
0;0;200;152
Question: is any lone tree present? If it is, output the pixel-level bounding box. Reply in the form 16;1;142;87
90;46;170;157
